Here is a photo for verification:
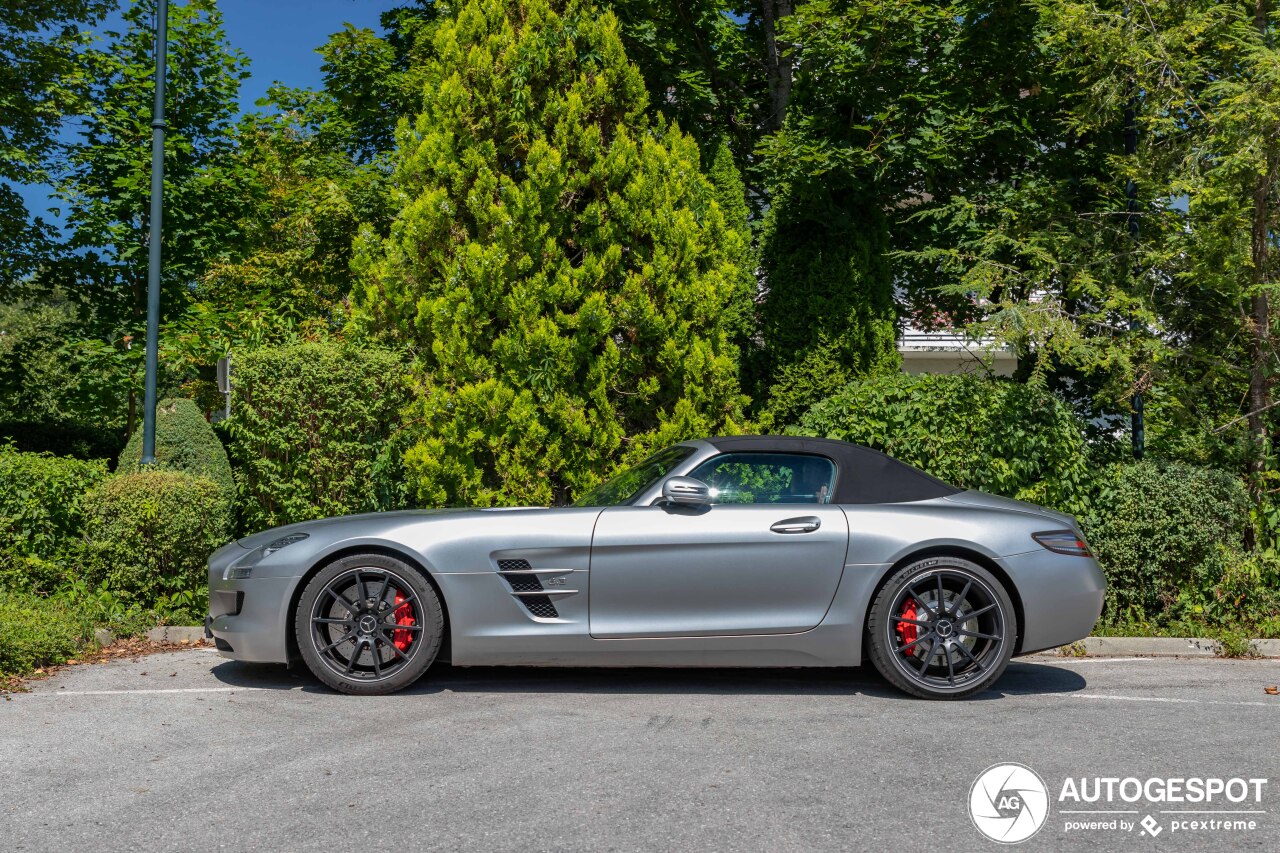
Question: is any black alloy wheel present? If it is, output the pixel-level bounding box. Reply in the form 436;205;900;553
866;556;1016;699
294;553;443;695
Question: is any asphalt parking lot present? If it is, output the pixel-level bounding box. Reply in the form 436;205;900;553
2;651;1277;852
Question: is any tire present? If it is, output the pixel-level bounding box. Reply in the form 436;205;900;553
866;556;1016;699
294;553;444;695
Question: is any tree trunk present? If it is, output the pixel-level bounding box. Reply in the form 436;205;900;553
1245;0;1274;540
126;387;137;441
760;1;794;131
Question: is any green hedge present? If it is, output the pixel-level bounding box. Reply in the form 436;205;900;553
1173;547;1280;637
795;373;1094;513
225;341;411;533
0;588;96;676
1083;461;1250;623
80;470;232;607
0;445;108;592
117;398;234;499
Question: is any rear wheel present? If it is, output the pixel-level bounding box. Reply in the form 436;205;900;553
294;553;443;695
866;556;1015;699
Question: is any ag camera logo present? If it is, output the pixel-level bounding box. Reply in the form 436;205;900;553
969;763;1051;843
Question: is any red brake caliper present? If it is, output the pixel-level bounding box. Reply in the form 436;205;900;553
896;598;918;657
392;591;415;652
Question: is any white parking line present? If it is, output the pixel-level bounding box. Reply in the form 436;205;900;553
1050;658;1159;664
1073;693;1276;708
22;687;260;697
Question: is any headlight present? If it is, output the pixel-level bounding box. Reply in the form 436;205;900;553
263;532;308;555
224;533;309;580
1032;529;1093;556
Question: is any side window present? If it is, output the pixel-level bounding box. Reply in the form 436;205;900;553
687;453;837;505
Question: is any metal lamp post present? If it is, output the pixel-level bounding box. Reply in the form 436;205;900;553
140;0;168;464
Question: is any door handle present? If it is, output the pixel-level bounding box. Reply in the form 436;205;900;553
770;516;821;534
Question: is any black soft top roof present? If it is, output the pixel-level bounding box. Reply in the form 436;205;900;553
704;435;960;505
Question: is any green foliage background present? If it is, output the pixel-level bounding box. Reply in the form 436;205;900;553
4;0;1280;673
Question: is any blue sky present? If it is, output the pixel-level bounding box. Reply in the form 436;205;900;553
220;0;403;112
19;0;403;223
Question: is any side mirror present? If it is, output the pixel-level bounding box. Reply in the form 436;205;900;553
661;475;713;506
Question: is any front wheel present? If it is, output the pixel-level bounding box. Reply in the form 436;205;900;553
866;557;1016;699
295;553;444;695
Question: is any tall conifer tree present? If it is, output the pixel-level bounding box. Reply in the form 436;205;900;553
354;0;750;506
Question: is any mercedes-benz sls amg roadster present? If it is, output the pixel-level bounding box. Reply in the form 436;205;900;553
207;436;1104;699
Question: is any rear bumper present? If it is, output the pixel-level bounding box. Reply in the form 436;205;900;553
998;549;1105;655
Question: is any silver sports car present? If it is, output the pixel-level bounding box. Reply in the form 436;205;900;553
207;436;1104;699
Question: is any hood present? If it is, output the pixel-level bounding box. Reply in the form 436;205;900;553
235;508;466;551
943;490;1079;529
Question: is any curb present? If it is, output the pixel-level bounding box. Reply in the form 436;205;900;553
105;628;1280;658
144;626;208;644
1054;636;1280;659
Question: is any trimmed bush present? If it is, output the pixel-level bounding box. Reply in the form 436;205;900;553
1083;461;1249;623
0;588;96;676
80;470;232;607
0;446;108;592
0;445;108;559
795;373;1094;513
225;341;411;533
117;398;234;500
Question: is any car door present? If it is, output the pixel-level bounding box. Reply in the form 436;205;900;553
588;452;850;639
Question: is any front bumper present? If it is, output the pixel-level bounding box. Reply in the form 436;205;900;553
207;571;296;663
999;548;1106;655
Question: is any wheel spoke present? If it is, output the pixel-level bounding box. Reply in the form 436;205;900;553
376;573;390;606
369;640;383;678
907;585;939;617
354;570;366;604
957;629;1001;641
949;581;972;616
327;588;355;612
936;572;946;613
378;631;411;661
889;616;931;627
312;617;351;626
916;638;936;674
961;602;998;620
944;642;956;686
382;621;422;632
344;639;363;674
953;639;984;671
318;633;352;654
898;632;935;654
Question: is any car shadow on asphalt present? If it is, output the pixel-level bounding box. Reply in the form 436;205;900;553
209;658;1087;701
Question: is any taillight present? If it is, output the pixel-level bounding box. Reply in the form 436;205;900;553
1032;530;1093;556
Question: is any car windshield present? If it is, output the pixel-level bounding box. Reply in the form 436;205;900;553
573;445;696;507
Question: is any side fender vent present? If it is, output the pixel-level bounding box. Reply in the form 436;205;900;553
497;558;559;619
